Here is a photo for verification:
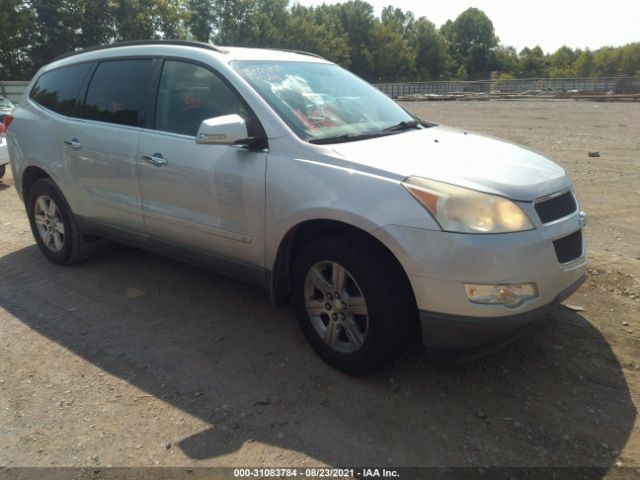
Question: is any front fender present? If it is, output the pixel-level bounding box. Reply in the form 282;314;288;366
265;151;440;269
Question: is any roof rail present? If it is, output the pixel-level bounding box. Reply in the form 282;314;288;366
267;48;326;60
53;40;226;62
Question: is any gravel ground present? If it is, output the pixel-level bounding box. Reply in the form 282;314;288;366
0;100;639;475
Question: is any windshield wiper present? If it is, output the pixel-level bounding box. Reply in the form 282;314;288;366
309;120;424;144
382;120;422;133
309;132;387;145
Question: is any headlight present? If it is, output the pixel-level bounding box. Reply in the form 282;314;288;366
402;176;534;234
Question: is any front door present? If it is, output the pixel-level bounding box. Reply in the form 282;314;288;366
136;60;267;274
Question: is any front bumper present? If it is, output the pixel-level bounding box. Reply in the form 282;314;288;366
419;274;585;350
374;207;588;349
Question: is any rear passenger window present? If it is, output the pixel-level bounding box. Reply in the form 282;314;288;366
155;61;249;136
82;59;153;127
30;63;93;116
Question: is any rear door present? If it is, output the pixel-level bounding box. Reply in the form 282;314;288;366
136;59;267;274
63;58;154;241
24;62;94;208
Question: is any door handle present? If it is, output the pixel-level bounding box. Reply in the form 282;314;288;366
142;153;168;167
64;138;81;149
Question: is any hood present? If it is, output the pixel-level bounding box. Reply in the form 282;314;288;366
329;125;570;201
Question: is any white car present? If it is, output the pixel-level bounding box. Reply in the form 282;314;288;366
6;41;587;374
0;136;9;179
0;96;15;178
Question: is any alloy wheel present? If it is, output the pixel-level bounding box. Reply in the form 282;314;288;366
34;195;65;252
303;261;369;354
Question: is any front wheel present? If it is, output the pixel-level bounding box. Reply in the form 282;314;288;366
0;164;6;179
292;236;413;375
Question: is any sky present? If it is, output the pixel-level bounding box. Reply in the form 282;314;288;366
294;0;640;53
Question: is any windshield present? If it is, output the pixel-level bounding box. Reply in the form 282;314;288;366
231;61;420;143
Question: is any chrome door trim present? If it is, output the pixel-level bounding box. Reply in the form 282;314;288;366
142;153;168;167
63;138;82;149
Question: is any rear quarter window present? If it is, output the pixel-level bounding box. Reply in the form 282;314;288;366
29;63;93;116
82;59;153;127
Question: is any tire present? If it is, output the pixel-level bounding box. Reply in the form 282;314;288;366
292;235;413;375
26;178;95;265
0;164;5;179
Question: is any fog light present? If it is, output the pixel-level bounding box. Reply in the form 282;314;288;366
464;283;538;308
578;210;588;227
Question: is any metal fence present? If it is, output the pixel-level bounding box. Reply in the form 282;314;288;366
374;77;640;98
3;77;640;104
0;81;30;104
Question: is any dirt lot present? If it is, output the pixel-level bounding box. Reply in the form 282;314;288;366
1;100;639;475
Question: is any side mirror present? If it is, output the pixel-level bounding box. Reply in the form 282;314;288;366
196;114;250;145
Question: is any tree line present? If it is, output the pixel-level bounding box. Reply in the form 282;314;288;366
1;0;639;82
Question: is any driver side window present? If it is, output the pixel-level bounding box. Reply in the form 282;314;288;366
155;61;249;136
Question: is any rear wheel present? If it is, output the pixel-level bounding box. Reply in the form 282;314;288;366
0;164;6;179
26;178;96;265
292;236;413;375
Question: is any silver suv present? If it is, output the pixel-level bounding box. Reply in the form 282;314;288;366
6;41;587;374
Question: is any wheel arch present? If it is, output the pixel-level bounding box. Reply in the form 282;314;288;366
21;165;53;202
269;219;418;322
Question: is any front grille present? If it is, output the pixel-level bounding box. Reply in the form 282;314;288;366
553;230;583;263
535;191;577;224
